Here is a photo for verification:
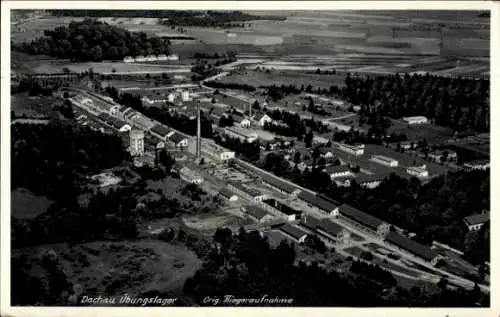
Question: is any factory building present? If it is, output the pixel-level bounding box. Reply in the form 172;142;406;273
338;204;390;238
402;116;429;125
278;223;309;244
406;166;429;178
260;198;303;222
129;129;145;157
228;182;267;202
316;219;351;246
243;205;274;223
385;232;443;266
297;191;340;216
371;155;399;167
337;143;365;156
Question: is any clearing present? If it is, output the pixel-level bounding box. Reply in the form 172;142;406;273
11;188;54;220
12;240;201;297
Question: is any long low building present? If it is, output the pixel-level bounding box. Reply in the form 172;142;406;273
259;171;302;196
338;204;390;238
278;223;309;244
316;218;350;246
261;198;303;221
298;191;340;216
244;205;274;223
385;232;442;265
218;187;239;202
228;182;267;202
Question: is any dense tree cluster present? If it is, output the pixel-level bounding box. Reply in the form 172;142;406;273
265;108;329;136
160;11;285;28
193;51;237;59
15;19;171;61
350;260;397;287
255;146;488;264
341;73;489;132
212;133;261;162
326;171;489;263
203;81;256;92
183;228;488;306
12;121;127;202
264;84;302;102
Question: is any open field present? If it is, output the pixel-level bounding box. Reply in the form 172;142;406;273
216;69;346;89
11;93;62;118
12;188;54;220
12;240;201;296
388;119;455;145
11;16;85;43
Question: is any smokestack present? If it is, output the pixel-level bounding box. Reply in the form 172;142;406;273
196;102;201;157
249;101;252;119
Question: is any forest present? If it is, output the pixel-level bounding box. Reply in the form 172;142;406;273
341;73;489;132
12;121;127;202
15;19;171;61
183;228;488;306
326;171;490;264
48;10;286;23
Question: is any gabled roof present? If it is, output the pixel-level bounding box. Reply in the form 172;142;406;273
279;223;308;240
263;199;302;215
245;205;270;220
260;172;299;194
339;204;385;231
300;214;322;231
219;187;236;199
298;191;338;212
385;232;439;261
229;181;263;197
325;165;351;174
463;213;490;226
317;219;345;237
168;132;188;144
254;113;270;121
151;124;172;137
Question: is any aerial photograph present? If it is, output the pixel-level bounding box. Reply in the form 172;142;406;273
9;9;490;307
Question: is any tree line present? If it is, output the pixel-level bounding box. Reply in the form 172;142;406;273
341;73;489;132
15;19;171;62
183;228;489;306
160;10;285;28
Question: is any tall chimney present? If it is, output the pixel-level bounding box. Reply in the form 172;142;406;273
249;100;252;119
196;102;201;157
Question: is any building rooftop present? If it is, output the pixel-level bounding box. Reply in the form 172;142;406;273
298;191;338;212
338;142;365;150
385;232;439;261
259;171;299;194
339;204;385;231
403;116;428;121
245;205;270;220
371;155;397;163
263;199;302;215
463;212;490;226
464;159;490;166
229;182;263;197
325;165;351;174
168;132;188;144
279;223;308;240
151;124;172;138
219;187;236;199
317;219;345;237
300;214;322;231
